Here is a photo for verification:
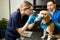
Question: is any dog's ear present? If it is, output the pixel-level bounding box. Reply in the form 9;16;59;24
45;13;50;22
41;10;50;22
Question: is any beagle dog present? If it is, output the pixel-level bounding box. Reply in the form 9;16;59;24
38;10;54;40
27;10;55;40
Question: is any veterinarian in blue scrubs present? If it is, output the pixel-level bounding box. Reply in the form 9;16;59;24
47;0;60;34
5;1;33;40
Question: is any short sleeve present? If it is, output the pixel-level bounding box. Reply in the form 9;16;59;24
8;16;20;29
10;11;21;28
14;15;21;28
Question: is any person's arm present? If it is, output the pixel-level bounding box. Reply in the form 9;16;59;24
16;14;35;35
34;17;44;23
27;14;44;29
16;23;29;35
34;13;44;23
27;23;34;29
16;13;44;35
26;14;36;29
54;13;60;27
18;23;34;35
16;23;34;35
23;13;44;30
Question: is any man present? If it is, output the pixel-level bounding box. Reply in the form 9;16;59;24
47;0;60;39
5;1;33;40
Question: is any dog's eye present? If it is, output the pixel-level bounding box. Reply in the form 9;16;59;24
41;13;44;14
44;14;46;15
41;13;46;15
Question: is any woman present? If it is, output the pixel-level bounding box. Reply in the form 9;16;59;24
5;1;33;40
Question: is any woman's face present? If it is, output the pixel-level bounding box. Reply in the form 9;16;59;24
24;6;33;15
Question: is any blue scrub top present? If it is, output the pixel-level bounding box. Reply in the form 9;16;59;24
6;10;28;37
48;10;60;27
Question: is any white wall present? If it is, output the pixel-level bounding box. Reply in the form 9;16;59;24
25;0;33;5
10;0;24;13
0;1;2;19
0;0;24;20
0;0;9;20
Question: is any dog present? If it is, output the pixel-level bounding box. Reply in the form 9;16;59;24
27;10;55;40
37;10;55;40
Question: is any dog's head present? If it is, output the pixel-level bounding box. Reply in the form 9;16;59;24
38;10;50;22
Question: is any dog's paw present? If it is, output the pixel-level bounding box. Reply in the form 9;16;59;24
41;36;45;39
47;36;52;40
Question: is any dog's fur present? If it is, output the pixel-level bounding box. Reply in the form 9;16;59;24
38;10;55;40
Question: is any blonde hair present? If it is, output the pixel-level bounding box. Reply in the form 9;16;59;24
17;1;33;11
